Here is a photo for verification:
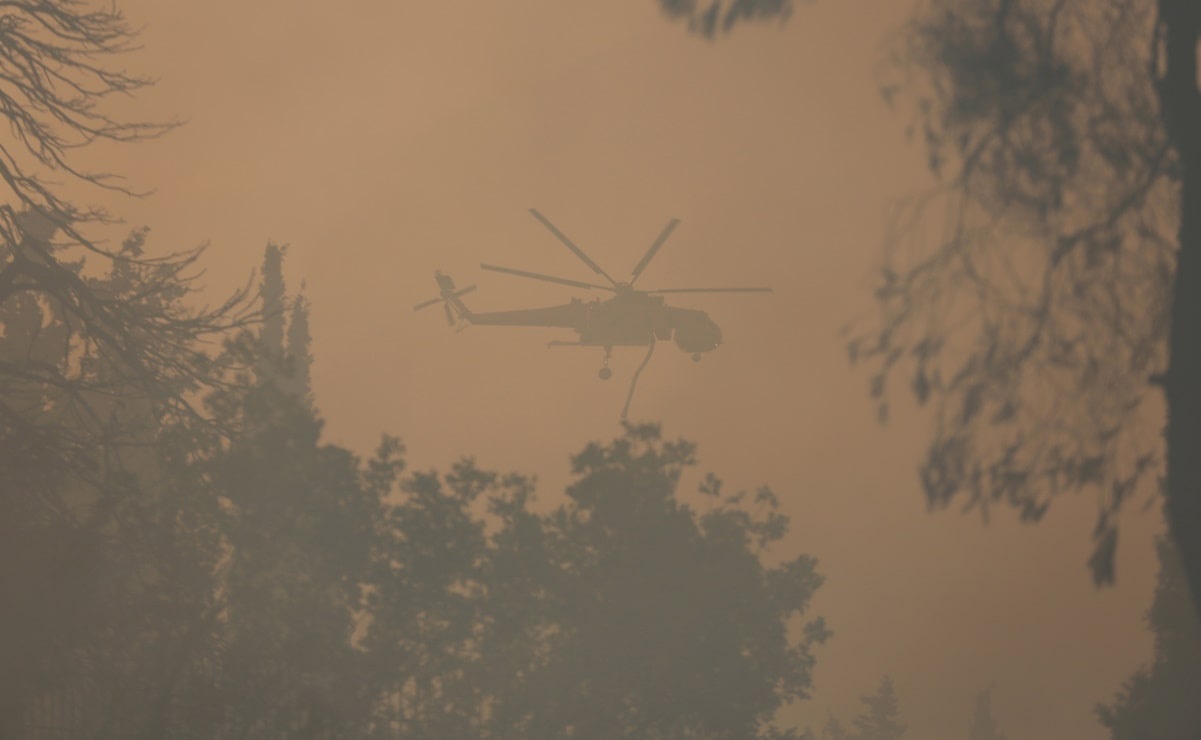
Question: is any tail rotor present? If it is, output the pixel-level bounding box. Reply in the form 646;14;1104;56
414;270;475;327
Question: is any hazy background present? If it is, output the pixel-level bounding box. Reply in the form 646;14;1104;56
81;1;1163;736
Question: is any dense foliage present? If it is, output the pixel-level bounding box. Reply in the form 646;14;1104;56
3;239;832;738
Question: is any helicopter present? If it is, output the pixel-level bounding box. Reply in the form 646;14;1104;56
413;208;771;417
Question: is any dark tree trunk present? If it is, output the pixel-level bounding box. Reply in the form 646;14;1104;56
1159;0;1201;628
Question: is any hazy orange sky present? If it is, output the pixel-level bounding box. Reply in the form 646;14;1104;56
76;1;1165;736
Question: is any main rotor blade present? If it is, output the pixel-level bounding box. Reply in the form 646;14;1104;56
453;285;476;298
646;287;774;294
413;296;442;311
481;263;615;291
629;218;680;286
529;209;618;286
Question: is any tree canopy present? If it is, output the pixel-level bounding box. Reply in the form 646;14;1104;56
6;242;834;736
662;0;1201;621
657;0;803;38
854;0;1174;588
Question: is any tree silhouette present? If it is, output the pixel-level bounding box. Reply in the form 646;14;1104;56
362;455;491;738
1098;534;1201;739
660;0;1201;618
847;676;906;740
286;290;313;401
816;715;849;740
800;678;1004;740
206;382;378;738
253;242;313;400
496;424;830;739
0;227;244;736
0;17;253;716
5;230;837;735
362;424;830;739
657;0;803;38
849;0;1201;618
0;1;177;227
2;260;838;737
967;687;1005;740
171;247;372;737
257;242;288;375
0;0;252;486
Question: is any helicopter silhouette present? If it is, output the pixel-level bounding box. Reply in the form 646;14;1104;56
414;208;771;418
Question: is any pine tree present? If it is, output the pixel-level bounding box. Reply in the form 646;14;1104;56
821;715;850;740
967;688;1005;740
850;677;906;740
256;242;287;382
254;243;313;402
284;287;313;401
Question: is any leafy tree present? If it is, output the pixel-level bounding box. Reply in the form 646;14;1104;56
0;226;243;736
362;457;491;739
1098;535;1201;739
4;251;832;738
852;0;1185;590
853;0;1201;616
206;381;378;738
360;424;830;739
662;0;1201;619
476;424;830;739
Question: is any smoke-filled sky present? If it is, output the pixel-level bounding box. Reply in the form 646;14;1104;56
81;1;1164;736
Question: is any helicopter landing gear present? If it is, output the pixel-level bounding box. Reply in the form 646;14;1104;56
598;346;613;380
692;353;701;362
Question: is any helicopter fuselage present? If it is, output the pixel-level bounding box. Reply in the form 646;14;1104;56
459;292;722;354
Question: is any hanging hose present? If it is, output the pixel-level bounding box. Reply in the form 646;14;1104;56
620;340;656;420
